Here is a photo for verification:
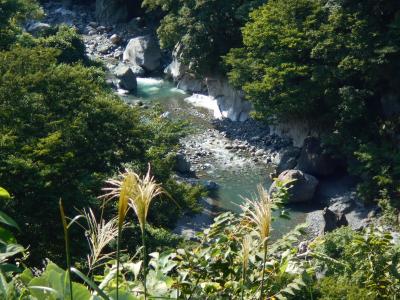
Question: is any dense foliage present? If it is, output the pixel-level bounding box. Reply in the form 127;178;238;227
0;0;41;50
225;0;400;206
1;182;399;299
142;0;263;74
0;0;202;265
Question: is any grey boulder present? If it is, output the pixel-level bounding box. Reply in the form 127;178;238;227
123;35;161;72
269;169;319;203
296;137;338;177
114;64;137;92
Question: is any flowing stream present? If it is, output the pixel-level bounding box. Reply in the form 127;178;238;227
122;78;308;239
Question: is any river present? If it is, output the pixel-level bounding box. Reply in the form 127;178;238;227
122;78;308;239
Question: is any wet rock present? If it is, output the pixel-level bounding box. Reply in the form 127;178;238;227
255;149;264;156
129;64;146;76
114;64;137;92
321;207;349;235
269;170;319;203
322;207;338;234
123;35;161;72
97;43;112;54
110;33;121;44
27;22;51;36
113;50;123;59
203;180;218;191
175;153;191;174
296;137;339;177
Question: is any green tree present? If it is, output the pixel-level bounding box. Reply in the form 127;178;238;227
0;0;41;50
143;0;263;74
225;0;400;205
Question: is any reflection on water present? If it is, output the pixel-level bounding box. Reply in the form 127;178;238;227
122;78;307;237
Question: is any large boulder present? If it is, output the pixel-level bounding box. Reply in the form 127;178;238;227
269;169;319;203
296;137;338;177
114;64;137;92
95;0;130;25
274;147;301;173
123;36;161;72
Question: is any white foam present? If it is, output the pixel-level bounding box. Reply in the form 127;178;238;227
117;88;129;95
185;94;222;119
136;77;163;86
170;87;186;94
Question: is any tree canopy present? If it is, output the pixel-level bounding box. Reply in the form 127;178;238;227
225;0;400;205
143;0;263;74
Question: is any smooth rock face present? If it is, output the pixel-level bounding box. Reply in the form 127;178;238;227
164;43;187;80
269;120;312;148
177;74;205;93
123;35;161;72
296;137;338;177
206;77;252;122
114;64;137;91
96;0;130;24
269;169;319;203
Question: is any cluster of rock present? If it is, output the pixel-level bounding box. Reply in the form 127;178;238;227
164;44;252;122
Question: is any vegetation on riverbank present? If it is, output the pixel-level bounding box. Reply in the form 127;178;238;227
147;0;400;217
1;0;400;299
0;0;203;266
1;178;399;299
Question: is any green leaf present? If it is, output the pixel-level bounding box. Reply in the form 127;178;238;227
107;290;139;300
0;243;24;262
0;211;19;230
70;267;110;300
0;227;16;244
0;188;10;201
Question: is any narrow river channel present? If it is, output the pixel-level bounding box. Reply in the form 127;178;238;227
122;77;308;239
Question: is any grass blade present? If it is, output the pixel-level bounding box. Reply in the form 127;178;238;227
70;267;110;300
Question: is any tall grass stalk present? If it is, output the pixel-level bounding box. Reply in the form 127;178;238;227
83;209;119;274
101;170;138;300
241;235;251;300
128;165;164;300
101;165;164;300
240;185;272;300
59;200;73;300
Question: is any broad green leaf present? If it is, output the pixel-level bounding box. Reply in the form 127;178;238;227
0;188;10;201
0;211;19;230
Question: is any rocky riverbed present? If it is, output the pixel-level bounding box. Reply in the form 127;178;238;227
36;0;380;240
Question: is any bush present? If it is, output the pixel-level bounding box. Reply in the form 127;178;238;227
309;226;400;298
0;45;199;265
